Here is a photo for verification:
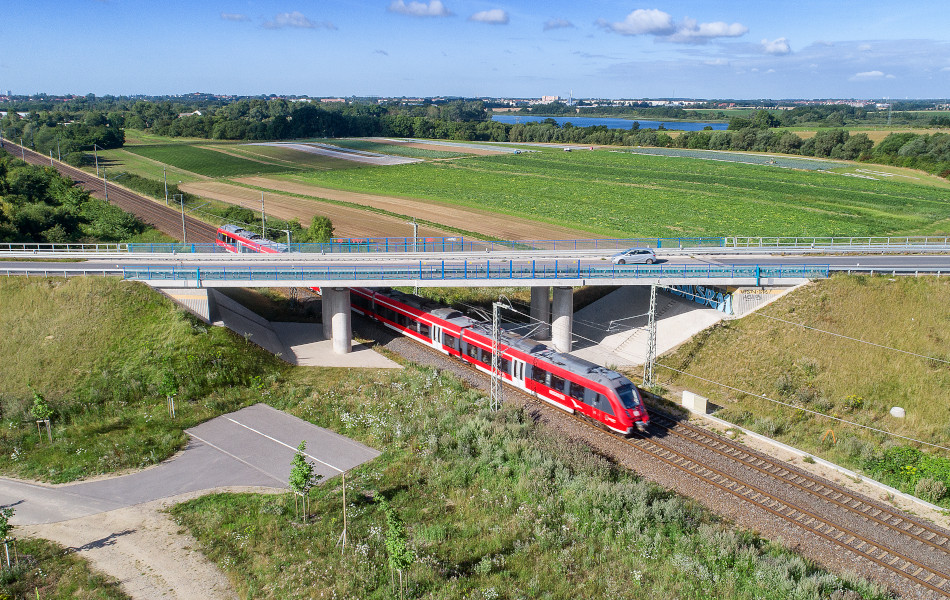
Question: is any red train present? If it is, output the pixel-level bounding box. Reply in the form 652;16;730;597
216;225;286;254
350;287;649;435
215;224;649;434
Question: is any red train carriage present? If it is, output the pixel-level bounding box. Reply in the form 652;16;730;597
215;225;286;254
351;287;649;435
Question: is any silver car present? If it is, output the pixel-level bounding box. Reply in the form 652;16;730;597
610;248;657;265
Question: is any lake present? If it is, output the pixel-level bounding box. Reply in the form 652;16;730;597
491;114;728;131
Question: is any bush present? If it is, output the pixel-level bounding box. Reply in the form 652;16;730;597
915;478;947;503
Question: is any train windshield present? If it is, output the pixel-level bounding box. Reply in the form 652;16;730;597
616;384;640;409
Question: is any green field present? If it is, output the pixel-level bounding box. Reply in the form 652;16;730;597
281;149;950;237
123;144;294;177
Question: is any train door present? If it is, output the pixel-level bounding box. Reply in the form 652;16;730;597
511;359;526;389
431;325;443;349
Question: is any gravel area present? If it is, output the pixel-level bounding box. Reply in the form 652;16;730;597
355;315;950;599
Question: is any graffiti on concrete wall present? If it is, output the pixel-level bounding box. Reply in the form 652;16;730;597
669;285;732;314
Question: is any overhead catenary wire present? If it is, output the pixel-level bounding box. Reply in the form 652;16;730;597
656;362;950;453
751;312;950;365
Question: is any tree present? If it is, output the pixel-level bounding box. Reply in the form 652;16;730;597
29;386;53;442
377;497;414;599
0;506;14;566
307;215;334;243
288;441;320;520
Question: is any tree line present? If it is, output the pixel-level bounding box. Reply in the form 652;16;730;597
0;149;145;243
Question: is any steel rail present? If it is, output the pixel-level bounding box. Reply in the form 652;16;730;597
647;412;950;556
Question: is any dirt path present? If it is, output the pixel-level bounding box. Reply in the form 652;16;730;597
21;487;279;600
196;176;605;241
179;181;452;239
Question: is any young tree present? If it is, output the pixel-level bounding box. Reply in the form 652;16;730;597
29;386;53;442
377;497;414;599
288;441;321;520
0;507;14;566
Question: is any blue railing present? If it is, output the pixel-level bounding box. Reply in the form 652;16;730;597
123;263;830;284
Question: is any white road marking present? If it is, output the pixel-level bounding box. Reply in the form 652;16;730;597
186;432;287;486
225;418;344;473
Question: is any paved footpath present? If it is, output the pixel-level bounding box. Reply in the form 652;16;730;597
0;404;380;600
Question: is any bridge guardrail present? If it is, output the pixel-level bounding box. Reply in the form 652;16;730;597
122;263;830;285
3;235;949;255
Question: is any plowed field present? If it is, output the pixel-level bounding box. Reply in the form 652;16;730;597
181;177;605;241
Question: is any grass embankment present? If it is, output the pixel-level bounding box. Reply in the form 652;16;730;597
284;149;950;237
171;364;887;600
0;538;130;599
660;275;950;506
0;277;283;483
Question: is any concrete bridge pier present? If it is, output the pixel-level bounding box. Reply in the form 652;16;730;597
551;286;573;353
530;286;551;340
321;287;352;354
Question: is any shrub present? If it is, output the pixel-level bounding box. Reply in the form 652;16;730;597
915;478;947;503
842;395;864;411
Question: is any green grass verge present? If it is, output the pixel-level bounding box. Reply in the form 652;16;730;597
660;274;950;505
0;277;284;483
284;149;950;237
0;537;130;599
122;144;293;178
224;144;360;171
93;148;207;184
170;364;888;600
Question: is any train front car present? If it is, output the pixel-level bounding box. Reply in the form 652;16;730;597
524;348;649;435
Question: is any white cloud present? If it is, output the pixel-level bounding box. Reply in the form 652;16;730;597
942;66;950;72
263;11;335;29
597;10;747;44
543;18;575;32
221;12;249;22
761;37;790;55
388;0;451;17
597;9;675;36
858;43;872;52
705;58;729;66
668;18;748;43
849;70;887;81
469;9;509;24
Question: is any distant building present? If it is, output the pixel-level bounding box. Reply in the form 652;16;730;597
540;95;560;103
177;110;202;118
320;98;346;104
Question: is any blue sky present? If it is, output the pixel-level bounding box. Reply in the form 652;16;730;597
3;0;948;99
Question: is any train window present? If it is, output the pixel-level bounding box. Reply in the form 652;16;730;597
442;332;457;349
418;322;430;336
466;344;480;360
616;384;640;409
569;381;586;401
591;393;605;409
530;367;548;384
550;374;565;392
500;357;510;373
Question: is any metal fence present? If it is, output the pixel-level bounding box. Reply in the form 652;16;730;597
122;263;831;284
725;236;950;248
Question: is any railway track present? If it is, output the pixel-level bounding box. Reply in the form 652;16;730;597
0;139;217;243
374;324;950;599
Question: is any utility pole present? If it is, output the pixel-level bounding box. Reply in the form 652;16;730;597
173;194;186;243
56;138;60;161
163;166;169;206
643;284;657;388
20;138;25;160
103;166;108;201
49;150;53;166
261;192;266;237
93;143;100;177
